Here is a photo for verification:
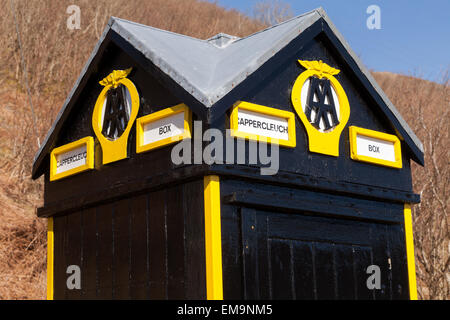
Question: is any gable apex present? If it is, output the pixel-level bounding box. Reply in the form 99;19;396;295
32;8;424;179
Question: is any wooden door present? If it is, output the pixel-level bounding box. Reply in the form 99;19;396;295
240;208;409;300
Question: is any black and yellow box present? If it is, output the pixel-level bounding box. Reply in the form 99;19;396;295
33;8;423;300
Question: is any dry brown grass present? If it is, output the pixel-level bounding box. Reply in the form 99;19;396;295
0;0;447;300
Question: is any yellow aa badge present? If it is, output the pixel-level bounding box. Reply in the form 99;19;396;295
92;68;140;164
291;60;350;157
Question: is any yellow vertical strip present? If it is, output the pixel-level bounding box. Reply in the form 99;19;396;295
47;217;54;300
203;175;224;300
404;203;418;300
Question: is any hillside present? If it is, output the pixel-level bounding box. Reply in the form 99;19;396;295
0;0;448;299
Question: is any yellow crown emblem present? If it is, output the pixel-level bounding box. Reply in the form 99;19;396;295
99;68;132;88
298;60;340;78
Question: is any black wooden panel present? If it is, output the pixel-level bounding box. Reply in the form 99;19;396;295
81;207;97;298
241;209;259;299
51;179;207;300
268;213;372;246
112;198;131;299
235;204;409;300
129;194;149;299
221;179;405;223
292;241;315;300
65;211;82;299
166;184;185;299
96;203;113;299
371;224;391;300
53;215;67;299
353;245;374;300
269;239;294;300
256;213;271;300
221;200;243;299
148;189;167;299
388;224;409;299
183;180;207;299
334;244;356;300
314;242;336;300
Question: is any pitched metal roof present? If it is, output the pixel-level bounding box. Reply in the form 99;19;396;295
32;7;424;179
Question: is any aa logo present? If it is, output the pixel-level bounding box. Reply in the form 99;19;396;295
291;60;350;156
101;84;130;140
305;77;340;130
92;68;140;164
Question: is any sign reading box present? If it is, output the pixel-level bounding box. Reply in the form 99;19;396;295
50;137;94;181
230;101;296;147
136;103;192;153
349;126;402;168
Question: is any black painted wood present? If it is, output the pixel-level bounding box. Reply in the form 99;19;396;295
81;207;97;298
53;215;67;299
221;178;409;300
112;198;131;299
129;194;149;299
44;15;417;301
166;185;186;299
183;180;207;299
96;202;114;299
38;21;419;219
52;180;206;300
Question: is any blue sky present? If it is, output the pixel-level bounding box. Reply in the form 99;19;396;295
210;0;450;82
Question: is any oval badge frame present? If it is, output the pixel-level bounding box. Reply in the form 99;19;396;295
92;68;140;164
291;60;350;157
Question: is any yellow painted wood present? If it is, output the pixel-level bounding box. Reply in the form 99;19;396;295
404;203;418;300
203;175;223;300
47;217;54;300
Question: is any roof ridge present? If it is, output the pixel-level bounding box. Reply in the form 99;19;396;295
32;8;424;179
111;16;208;44
231;7;321;44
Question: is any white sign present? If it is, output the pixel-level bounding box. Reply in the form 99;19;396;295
55;144;88;174
136;104;192;153
355;134;396;162
236;109;290;141
142;111;185;146
349;126;402;168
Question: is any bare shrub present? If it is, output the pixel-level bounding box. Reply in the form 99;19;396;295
252;0;294;26
373;71;449;300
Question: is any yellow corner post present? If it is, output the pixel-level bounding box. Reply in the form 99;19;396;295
47;217;54;300
404;203;418;300
203;175;223;300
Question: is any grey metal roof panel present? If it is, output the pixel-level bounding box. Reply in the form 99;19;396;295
207;10;321;102
111;10;319;106
32;8;424;178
